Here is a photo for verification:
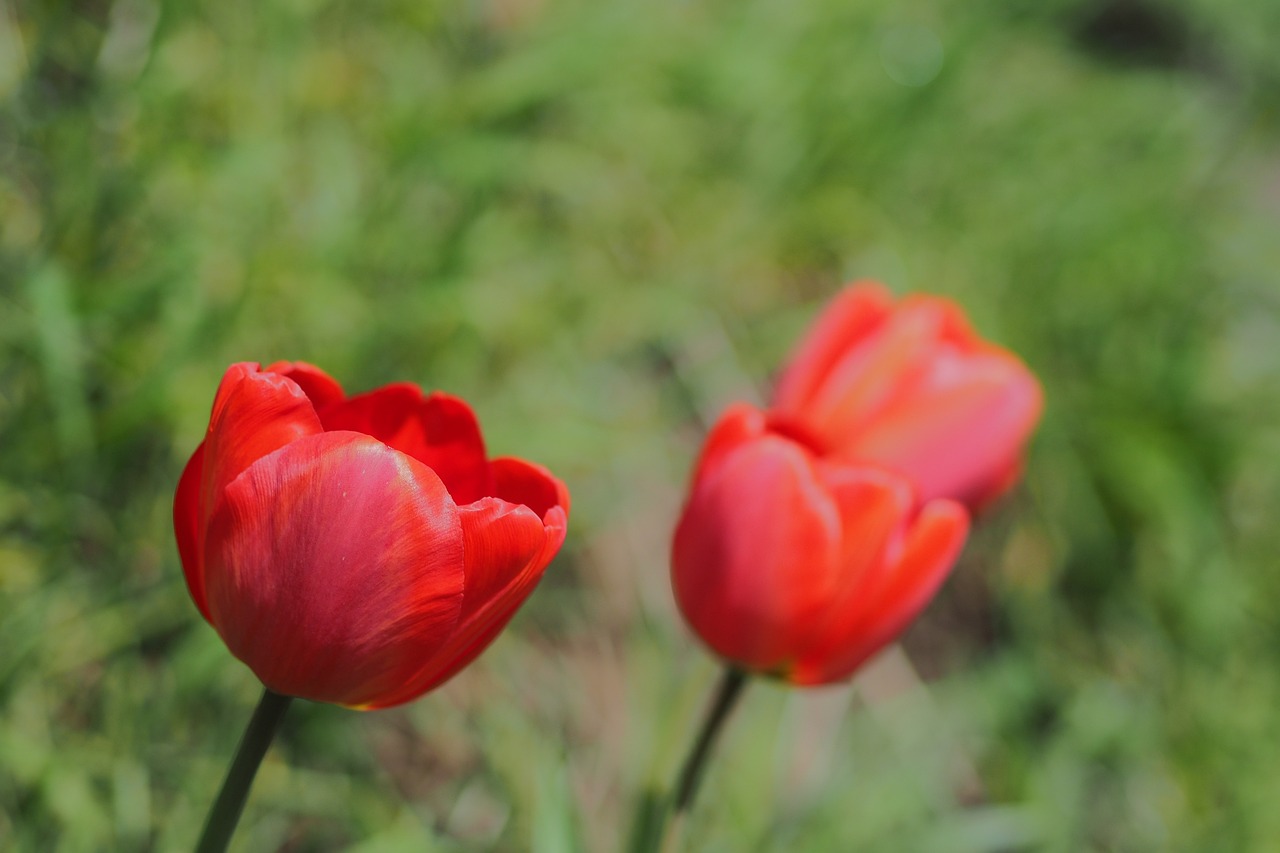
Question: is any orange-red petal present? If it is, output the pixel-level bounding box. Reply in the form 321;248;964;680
672;435;844;671
802;464;916;646
790;499;968;684
202;432;466;707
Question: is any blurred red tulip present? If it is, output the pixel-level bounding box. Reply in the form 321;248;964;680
174;362;569;709
671;405;969;684
771;282;1043;509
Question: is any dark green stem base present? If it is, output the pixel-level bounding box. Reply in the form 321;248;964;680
660;666;749;852
195;688;292;853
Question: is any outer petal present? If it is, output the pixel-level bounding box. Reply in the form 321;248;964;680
688;403;770;487
772;282;895;415
182;364;324;614
173;442;209;621
263;361;346;409
318;385;493;505
790;500;969;685
369;498;567;708
202;432;466;707
671;435;844;672
839;348;1044;506
201;363;325;526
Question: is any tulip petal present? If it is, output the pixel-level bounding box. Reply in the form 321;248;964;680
790;299;951;445
672;436;844;671
370;498;566;708
202;363;325;529
264;361;346;409
689;403;770;487
772;282;895;416
203;432;466;707
173;442;210;621
842;348;1044;505
791;500;968;685
809;463;915;636
319;385;494;505
491;456;571;520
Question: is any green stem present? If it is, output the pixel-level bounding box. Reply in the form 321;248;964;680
195;688;292;853
659;667;749;853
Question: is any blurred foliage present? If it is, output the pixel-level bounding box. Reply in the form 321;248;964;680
1;0;1279;849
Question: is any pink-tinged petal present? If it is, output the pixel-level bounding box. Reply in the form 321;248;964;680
201;363;325;528
671;436;844;671
787;299;950;446
263;361;346;409
369;498;566;708
319;385;493;505
840;349;1044;506
202;432;466;708
791;500;969;685
173;442;210;622
772;282;895;415
491;457;570;520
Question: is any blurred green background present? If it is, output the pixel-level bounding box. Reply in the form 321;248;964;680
2;0;1279;849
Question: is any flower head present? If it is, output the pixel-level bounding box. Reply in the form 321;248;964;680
771;282;1043;509
174;362;569;709
671;405;968;684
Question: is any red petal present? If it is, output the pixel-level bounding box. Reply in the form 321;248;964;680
796;463;915;653
202;433;466;707
688;403;769;488
173;442;210;622
319;385;493;505
201;363;325;531
840;348;1043;506
771;282;895;415
263;361;346;409
368;498;566;708
671;435;844;672
491;456;570;520
791;500;968;684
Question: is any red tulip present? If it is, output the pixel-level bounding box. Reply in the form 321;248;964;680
173;362;569;709
671;405;969;684
771;282;1043;509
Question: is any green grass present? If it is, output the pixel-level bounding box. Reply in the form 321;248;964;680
2;0;1279;849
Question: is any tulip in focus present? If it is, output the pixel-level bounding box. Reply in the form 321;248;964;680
771;282;1043;509
174;361;569;709
671;404;969;684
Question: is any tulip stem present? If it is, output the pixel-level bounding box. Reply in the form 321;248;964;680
660;666;749;852
195;688;292;853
